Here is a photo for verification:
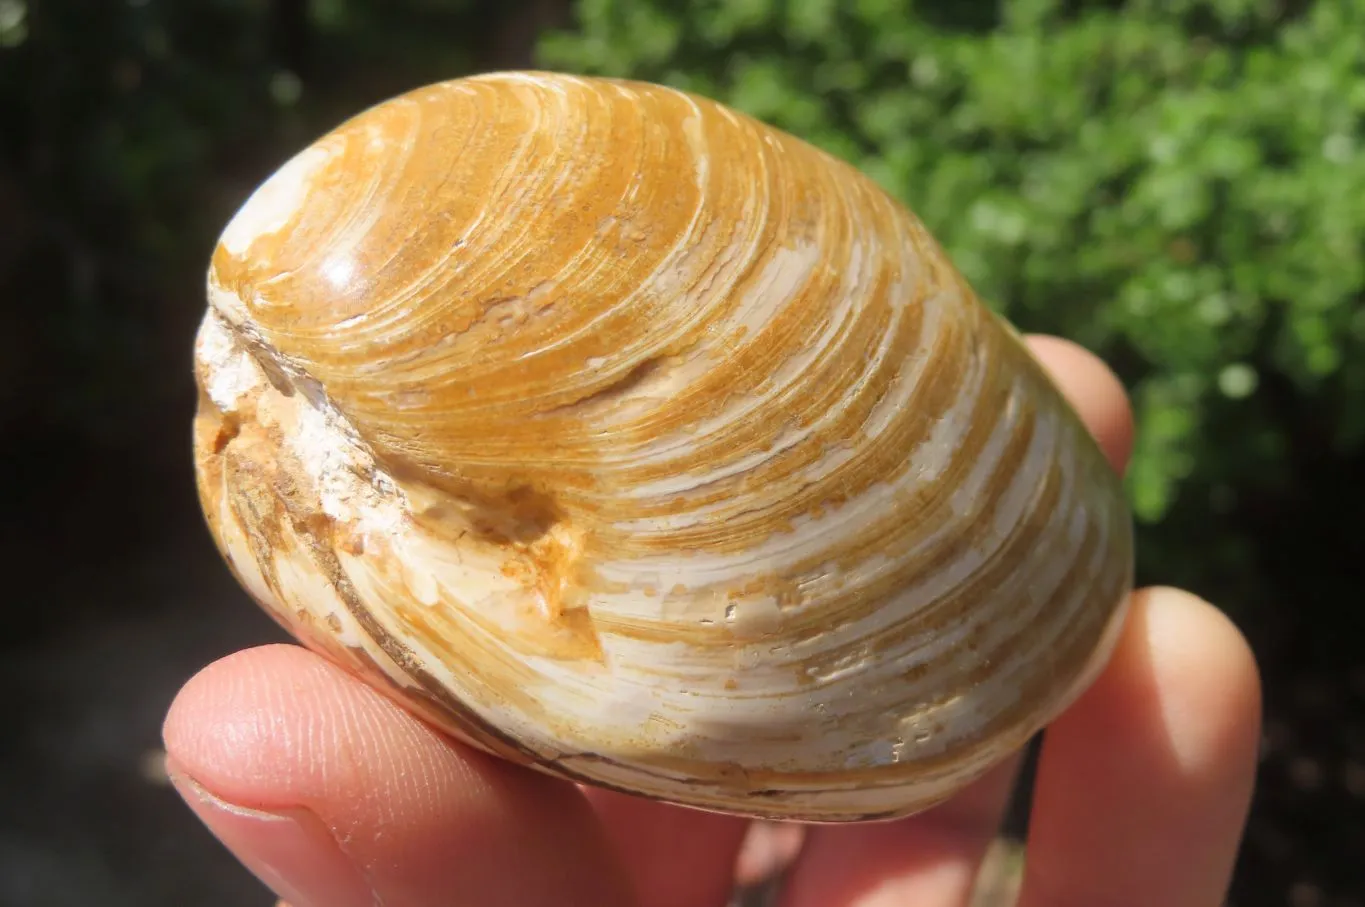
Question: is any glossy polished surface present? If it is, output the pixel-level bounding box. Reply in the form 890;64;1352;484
192;71;1134;821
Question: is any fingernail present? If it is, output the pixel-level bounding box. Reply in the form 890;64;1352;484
169;769;375;907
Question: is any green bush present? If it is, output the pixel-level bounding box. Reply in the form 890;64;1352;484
540;0;1365;607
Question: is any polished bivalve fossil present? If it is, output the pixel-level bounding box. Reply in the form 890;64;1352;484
192;71;1134;822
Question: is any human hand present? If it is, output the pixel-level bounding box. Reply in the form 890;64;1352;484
164;335;1261;907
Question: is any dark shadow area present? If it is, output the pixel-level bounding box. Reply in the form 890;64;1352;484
0;2;565;904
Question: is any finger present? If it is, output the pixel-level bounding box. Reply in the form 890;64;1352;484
778;334;1136;906
779;755;1022;907
1018;587;1262;907
1023;333;1134;474
580;788;751;907
164;644;634;907
735;821;807;888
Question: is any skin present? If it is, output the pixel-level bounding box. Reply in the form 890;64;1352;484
164;335;1263;907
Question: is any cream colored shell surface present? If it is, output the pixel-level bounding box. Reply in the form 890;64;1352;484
192;71;1134;822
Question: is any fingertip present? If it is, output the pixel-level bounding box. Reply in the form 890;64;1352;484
163;643;339;789
164;644;633;907
1057;584;1263;806
1021;586;1262;907
1129;586;1263;773
1023;334;1134;474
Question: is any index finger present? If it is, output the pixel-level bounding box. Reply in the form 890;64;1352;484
1019;587;1261;907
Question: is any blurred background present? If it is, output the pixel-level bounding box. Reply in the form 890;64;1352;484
1;0;1362;904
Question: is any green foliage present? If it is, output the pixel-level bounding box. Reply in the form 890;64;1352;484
5;0;1358;615
541;0;1365;598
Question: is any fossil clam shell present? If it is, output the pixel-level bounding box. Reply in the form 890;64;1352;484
192;71;1134;822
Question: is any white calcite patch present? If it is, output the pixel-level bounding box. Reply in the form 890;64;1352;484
195;310;262;410
219;144;334;257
